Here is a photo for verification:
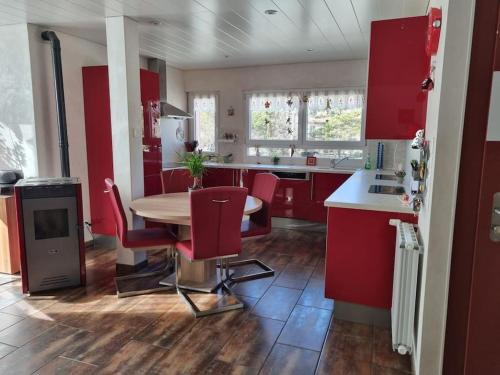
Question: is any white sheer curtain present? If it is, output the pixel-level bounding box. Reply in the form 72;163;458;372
307;88;365;113
189;92;218;152
246;91;301;142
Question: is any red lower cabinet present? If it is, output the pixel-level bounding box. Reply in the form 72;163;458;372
272;178;311;220
325;207;417;309
308;173;351;222
272;173;351;223
203;168;237;187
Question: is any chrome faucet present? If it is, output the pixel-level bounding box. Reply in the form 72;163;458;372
331;156;349;168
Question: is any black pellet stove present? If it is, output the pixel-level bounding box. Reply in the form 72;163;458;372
14;30;86;294
15;178;85;294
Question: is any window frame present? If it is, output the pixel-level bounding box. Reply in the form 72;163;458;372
188;91;219;153
244;87;366;155
244;90;304;148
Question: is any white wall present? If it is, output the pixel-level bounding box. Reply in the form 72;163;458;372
184;60;368;162
414;0;475;373
0;24;38;177
27;25;107;241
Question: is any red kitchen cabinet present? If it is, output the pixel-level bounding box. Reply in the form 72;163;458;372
325;207;417;309
308;173;351;222
140;69;163;197
272;173;350;223
82;66;161;235
140;69;161;145
144;174;162;197
365;16;430;140
238;170;350;223
272;178;311;220
82;66;115;235
203;168;238;187
241;169;262;192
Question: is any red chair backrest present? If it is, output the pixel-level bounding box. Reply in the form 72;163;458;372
249;173;280;229
104;178;128;245
161;169;194;193
190;187;248;260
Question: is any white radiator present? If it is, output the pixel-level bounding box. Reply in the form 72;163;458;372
389;219;421;355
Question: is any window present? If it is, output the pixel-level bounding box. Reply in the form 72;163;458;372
246;88;365;157
248;93;300;143
189;92;218;152
306;89;364;144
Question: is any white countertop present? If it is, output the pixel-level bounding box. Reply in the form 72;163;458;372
163;162;355;175
324;170;414;214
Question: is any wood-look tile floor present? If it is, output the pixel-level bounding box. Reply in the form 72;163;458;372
0;228;412;375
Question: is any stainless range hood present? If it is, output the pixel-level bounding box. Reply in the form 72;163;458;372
147;58;192;119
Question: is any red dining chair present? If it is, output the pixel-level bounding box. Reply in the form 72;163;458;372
174;186;248;317
160;169;194;194
104;178;177;298
226;173;280;283
159;169;194;236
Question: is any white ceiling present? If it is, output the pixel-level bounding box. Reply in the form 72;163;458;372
0;0;429;70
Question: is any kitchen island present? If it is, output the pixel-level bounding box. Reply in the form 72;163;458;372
324;169;417;324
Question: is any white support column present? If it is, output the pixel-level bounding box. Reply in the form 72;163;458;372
105;16;145;267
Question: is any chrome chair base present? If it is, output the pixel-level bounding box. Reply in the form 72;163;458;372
178;283;244;318
222;258;275;283
115;254;175;298
175;254;244;317
115;268;174;298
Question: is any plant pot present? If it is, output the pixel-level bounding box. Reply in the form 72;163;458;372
189;176;203;192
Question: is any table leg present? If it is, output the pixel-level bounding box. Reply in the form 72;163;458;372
159;225;228;292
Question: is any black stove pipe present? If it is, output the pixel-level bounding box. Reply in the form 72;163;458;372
41;31;70;178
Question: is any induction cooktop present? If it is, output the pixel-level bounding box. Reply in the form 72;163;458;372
368;185;406;195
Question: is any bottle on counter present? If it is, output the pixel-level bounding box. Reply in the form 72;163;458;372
364;153;372;170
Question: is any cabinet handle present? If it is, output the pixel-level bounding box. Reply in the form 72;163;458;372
310;173;314;201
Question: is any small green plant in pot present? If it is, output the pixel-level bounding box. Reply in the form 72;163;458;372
178;150;207;191
271;155;280;165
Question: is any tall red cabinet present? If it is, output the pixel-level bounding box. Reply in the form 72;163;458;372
365;16;430;139
82;66;162;236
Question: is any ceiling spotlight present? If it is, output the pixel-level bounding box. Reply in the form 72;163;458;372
306;48;314;52
264;9;278;15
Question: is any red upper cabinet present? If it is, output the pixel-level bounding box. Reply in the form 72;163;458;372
365;16;430;140
140;69;161;144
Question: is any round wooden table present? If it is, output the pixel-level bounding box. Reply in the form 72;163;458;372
130;192;262;227
129;192;263;291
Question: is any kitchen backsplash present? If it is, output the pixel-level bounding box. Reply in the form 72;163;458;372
366;140;411;171
215;138;414;169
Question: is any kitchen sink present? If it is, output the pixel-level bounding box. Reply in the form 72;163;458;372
375;174;398;181
368;185;406;195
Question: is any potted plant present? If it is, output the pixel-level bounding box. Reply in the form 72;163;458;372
271;155;280;165
178;150;207;191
